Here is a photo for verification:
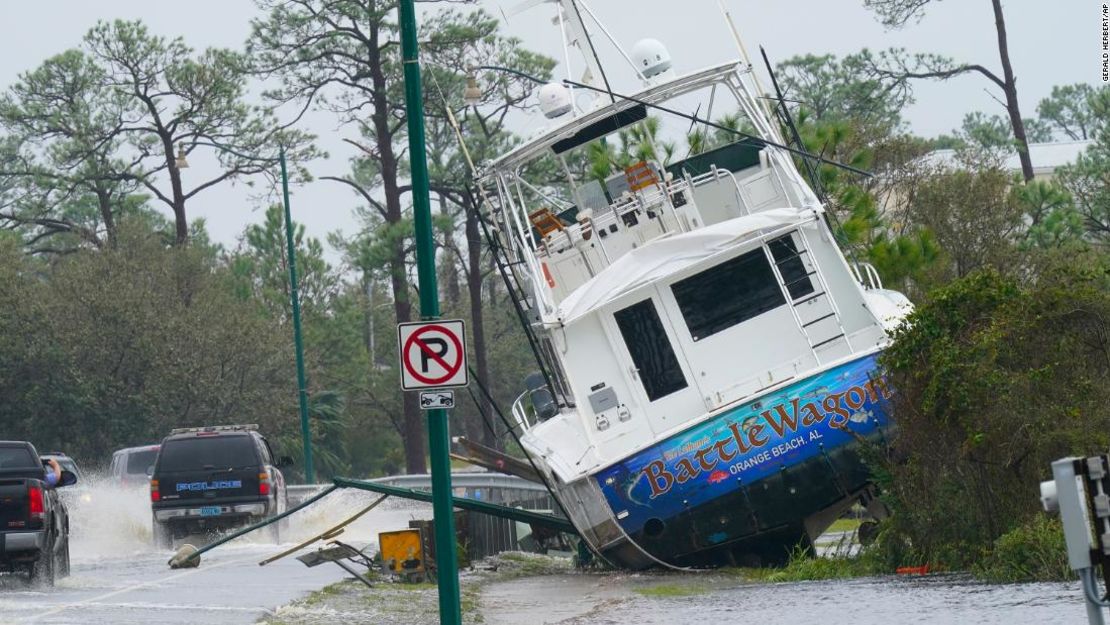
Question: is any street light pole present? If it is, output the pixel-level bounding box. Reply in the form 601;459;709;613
176;140;315;484
398;1;462;623
279;147;315;485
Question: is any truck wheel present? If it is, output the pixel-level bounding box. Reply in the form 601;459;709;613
29;535;56;587
152;517;173;550
59;535;71;578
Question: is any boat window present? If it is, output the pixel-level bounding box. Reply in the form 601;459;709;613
614;299;688;401
671;248;785;341
768;234;815;300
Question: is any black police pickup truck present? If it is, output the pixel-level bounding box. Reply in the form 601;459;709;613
0;441;77;585
150;425;290;548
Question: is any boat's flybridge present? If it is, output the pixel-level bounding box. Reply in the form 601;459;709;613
480;62;891;482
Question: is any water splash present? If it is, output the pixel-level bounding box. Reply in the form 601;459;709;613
65;472;156;562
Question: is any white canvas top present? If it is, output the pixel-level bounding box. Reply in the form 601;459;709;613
555;207;817;323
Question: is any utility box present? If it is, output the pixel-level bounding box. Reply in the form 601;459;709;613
379;528;426;583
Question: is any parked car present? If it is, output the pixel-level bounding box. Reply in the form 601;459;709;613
149;424;291;548
0;441;77;585
108;444;161;489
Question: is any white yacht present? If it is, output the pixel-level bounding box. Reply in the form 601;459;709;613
476;0;912;568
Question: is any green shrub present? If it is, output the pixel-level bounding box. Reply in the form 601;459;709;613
974;515;1074;583
877;263;1110;573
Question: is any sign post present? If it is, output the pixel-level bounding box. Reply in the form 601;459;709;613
398;1;463;623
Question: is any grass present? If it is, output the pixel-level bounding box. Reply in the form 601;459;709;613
635;583;709;598
391;581;437;590
825;518;862;533
461;585;483;623
301;581;347;606
494;551;574;577
728;544;887;583
260;551;576;624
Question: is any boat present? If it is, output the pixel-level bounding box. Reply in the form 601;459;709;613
474;0;913;569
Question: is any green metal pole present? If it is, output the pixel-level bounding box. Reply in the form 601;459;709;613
280;147;315;485
398;2;461;623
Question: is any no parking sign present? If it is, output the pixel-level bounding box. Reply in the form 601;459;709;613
397;319;469;391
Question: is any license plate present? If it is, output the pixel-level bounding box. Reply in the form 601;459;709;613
200;506;221;516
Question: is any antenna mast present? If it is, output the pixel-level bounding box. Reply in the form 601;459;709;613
557;0;613;101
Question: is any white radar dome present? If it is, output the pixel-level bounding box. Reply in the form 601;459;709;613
631;38;672;79
538;82;573;118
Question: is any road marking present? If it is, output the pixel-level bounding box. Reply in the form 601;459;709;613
19;553;253;623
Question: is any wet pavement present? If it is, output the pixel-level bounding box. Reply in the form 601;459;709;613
479;572;1088;625
0;479;1094;624
0;479;433;625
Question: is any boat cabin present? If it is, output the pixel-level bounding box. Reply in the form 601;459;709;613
480;62;901;480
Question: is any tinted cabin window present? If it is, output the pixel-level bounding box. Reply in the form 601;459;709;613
0;447;35;469
768;234;815;300
672;248;785;341
157;436;259;472
614;300;688;401
126;449;159;474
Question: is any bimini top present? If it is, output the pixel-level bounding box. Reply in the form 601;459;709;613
478;60;745;176
555;207;819;324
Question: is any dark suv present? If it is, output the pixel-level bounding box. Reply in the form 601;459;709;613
149;425;290;548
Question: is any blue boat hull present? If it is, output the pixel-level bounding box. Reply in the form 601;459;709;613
591;351;893;567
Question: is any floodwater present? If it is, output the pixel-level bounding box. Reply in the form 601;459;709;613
479;572;1088;625
0;475;433;625
0;476;1094;624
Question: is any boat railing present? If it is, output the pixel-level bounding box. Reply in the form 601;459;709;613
610;176;690;220
511;390;534;432
713;165;752;217
535;175;695;260
852;262;883;290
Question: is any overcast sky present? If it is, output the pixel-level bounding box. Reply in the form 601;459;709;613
0;1;1098;261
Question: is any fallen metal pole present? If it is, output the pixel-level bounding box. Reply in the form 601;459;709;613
331;476;578;534
332;558;376;590
259;494;390;566
181;484;340;564
177;476;577;568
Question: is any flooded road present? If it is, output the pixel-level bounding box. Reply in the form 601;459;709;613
480;572;1089;625
1;478;1094;624
0;479;433;625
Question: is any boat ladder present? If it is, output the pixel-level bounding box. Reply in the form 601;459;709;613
762;229;852;365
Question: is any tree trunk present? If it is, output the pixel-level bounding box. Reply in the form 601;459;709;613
361;273;375;363
94;186;116;249
991;0;1034;183
161;135;189;245
367;17;426;475
465;198;497;449
158;133;190;244
440;192;461;306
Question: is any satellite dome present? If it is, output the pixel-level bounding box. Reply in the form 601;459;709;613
538;82;572;118
631;38;672;79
